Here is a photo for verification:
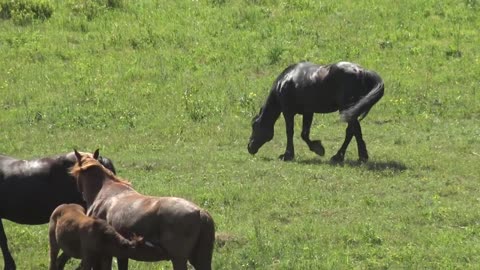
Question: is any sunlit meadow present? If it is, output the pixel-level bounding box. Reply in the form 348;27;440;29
0;0;479;269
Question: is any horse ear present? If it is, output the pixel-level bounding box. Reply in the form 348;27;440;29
93;149;100;160
74;149;82;162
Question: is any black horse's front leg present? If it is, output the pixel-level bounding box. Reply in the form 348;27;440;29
98;256;112;270
301;113;325;156
279;113;295;161
0;219;15;270
117;257;128;270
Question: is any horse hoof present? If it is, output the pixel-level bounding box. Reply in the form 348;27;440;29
358;156;368;163
310;141;325;156
279;153;294;161
4;265;16;270
330;154;344;163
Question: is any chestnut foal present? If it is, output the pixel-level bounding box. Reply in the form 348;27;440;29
49;204;162;270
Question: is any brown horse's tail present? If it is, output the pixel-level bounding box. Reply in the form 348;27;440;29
341;70;384;123
189;210;215;270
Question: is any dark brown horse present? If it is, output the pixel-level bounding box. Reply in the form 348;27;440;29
0;150;116;270
248;61;384;162
49;203;165;270
71;150;215;270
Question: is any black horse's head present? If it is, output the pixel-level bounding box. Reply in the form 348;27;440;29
71;149;116;175
248;113;274;155
97;155;116;174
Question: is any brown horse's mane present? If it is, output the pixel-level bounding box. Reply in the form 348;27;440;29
71;156;131;187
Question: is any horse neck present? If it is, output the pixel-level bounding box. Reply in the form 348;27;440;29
258;91;281;128
86;179;134;218
82;176;105;208
95;178;133;201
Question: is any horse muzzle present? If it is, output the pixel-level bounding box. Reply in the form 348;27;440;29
247;142;258;155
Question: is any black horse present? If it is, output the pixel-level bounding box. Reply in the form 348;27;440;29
0;150;116;270
248;61;384;162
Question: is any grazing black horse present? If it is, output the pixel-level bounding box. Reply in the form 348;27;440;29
0;150;116;270
248;61;384;162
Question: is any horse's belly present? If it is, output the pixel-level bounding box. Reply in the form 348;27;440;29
0;202;52;224
295;99;338;114
294;87;339;114
3;213;49;224
313;106;339;114
58;241;82;259
0;179;83;224
126;249;169;262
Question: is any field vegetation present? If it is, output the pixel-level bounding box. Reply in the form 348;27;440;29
0;0;479;269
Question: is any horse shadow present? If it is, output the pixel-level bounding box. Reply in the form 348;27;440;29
336;159;407;173
263;157;408;174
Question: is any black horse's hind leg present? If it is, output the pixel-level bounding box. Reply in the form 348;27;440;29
331;121;355;163
301;113;325;156
352;120;368;162
0;219;15;270
331;120;368;163
279;113;295;161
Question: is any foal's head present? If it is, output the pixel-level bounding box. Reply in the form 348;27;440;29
248;109;274;155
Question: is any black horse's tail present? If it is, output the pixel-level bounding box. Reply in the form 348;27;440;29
341;70;384;122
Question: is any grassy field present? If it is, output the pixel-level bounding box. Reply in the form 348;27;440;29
1;0;479;269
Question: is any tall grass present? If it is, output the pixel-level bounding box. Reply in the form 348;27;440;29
0;0;479;268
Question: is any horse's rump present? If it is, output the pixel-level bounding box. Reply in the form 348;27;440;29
101;194;202;233
340;69;384;122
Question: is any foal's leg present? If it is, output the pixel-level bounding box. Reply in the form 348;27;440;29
351;120;369;162
48;222;59;270
82;253;102;270
279;113;295;161
301;113;325;156
56;252;71;270
0;219;16;270
331;121;355;163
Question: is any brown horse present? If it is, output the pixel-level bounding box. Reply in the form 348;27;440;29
49;204;165;270
70;150;215;270
0;150;116;270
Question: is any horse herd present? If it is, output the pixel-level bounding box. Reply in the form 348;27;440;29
0;61;384;270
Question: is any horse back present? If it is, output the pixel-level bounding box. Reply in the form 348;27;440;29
278;61;380;114
105;195;202;230
274;62;341;113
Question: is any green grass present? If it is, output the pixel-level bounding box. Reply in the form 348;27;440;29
1;0;479;269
